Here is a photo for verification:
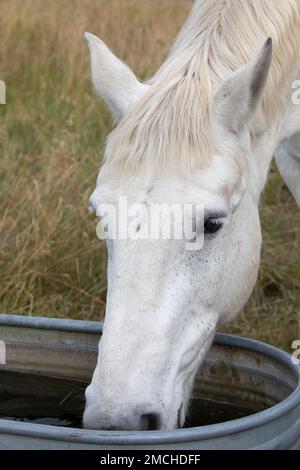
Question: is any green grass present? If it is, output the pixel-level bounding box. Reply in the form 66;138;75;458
0;0;299;351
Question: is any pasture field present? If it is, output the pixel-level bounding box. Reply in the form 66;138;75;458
0;0;299;350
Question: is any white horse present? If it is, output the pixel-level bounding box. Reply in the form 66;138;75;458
83;0;300;431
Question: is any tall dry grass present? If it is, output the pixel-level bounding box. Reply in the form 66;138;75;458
0;0;299;349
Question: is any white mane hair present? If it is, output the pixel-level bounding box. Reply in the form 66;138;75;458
103;0;300;176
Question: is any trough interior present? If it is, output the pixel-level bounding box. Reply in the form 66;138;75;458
0;324;298;428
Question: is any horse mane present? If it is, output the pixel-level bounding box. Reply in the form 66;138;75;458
104;0;300;176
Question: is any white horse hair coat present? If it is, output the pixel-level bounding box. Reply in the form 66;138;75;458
83;0;300;431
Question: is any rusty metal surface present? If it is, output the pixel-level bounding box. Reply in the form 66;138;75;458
0;314;299;449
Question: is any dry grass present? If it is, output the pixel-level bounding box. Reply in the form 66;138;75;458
0;0;299;350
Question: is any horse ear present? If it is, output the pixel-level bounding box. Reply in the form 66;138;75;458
84;32;150;123
213;38;273;133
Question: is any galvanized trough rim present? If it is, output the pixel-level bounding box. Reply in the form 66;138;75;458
0;314;299;446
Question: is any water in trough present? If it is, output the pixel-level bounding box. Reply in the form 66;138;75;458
0;371;266;429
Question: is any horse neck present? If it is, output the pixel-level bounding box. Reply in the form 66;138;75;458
249;127;280;203
251;60;300;201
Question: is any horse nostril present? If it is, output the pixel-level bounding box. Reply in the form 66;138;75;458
140;413;161;431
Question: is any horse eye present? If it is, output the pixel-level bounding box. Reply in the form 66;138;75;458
204;218;223;234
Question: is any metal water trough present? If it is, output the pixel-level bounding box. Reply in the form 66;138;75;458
0;314;299;450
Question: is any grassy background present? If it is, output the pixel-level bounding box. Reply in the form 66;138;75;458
0;0;299;350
